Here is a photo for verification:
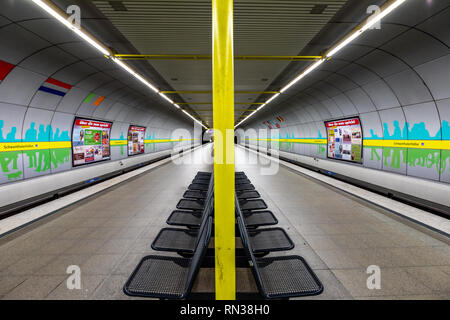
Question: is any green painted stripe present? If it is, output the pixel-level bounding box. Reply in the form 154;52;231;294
83;93;95;103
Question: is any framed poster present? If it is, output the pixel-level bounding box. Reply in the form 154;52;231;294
72;117;112;167
325;117;363;163
128;125;146;156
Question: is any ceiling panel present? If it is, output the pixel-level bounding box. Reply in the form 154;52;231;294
93;0;347;127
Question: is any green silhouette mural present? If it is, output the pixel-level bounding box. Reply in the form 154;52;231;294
367;121;449;174
0;122;72;182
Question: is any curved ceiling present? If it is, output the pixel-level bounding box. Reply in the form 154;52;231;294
91;0;348;127
240;0;450;184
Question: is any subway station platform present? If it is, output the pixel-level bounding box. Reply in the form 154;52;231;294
0;145;448;300
0;0;449;308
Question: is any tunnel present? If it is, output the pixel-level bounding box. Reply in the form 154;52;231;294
0;0;449;308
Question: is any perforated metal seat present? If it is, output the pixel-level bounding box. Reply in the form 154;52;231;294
177;198;205;211
168;174;214;227
155;188;214;252
192;178;210;185
183;190;207;199
196;171;212;177
177;198;265;212
195;171;246;178
237;190;260;200
240;199;267;211
256;256;323;299
124;217;213;299
244;210;277;227
235;178;251;185
235;201;323;299
248;228;294;253
188;183;209;191
236;183;255;191
124;256;190;299
152;228;198;253
166;210;203;227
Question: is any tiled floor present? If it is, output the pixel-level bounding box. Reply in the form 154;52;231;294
0;145;448;300
0;145;213;300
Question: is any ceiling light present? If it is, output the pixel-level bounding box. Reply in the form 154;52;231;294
112;57;159;93
182;110;208;129
159;92;174;104
31;0;110;56
30;0;205;127
264;92;281;104
326;0;407;58
280;59;324;93
235;0;407;128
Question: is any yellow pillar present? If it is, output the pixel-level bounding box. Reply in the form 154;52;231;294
212;0;235;300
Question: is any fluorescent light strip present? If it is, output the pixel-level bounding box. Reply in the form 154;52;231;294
112;58;159;93
235;0;407;128
326;0;406;58
280;59;325;93
182;110;207;129
234;108;258;128
31;0;206;128
325;30;362;58
159;92;174;104
32;0;110;56
264;92;281;104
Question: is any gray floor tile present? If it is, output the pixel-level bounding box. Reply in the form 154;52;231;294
1;276;65;300
46;275;104;300
0;275;27;297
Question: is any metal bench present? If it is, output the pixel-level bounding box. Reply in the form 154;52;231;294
154;195;214;254
183;189;260;200
237;190;260;200
236;183;255;191
188;183;210;191
177;197;266;212
195;171;246;179
235;196;293;254
194;177;250;184
235;178;251;185
166;210;204;228
189;182;255;191
123;217;213;299
183;190;208;199
236;204;323;299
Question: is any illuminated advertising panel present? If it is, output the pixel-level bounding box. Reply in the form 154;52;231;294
72;118;112;167
128;125;146;156
325;117;363;163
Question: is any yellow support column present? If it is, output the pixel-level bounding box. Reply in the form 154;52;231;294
212;0;235;300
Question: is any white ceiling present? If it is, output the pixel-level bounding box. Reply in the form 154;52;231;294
93;0;348;127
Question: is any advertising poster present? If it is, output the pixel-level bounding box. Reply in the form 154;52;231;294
128;125;146;156
325;117;362;163
72;118;112;166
